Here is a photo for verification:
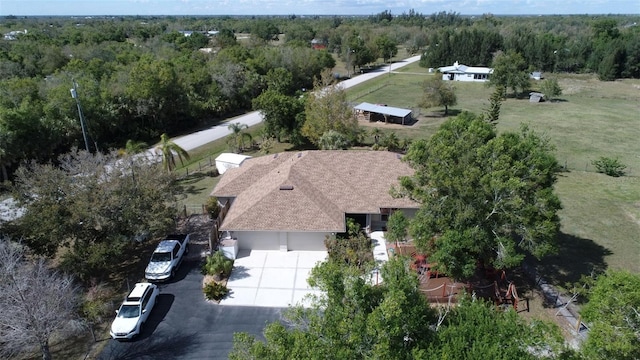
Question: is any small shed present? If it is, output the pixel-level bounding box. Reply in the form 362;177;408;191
215;153;251;175
353;102;412;125
529;92;545;103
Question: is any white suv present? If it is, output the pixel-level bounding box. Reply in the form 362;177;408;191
110;282;159;340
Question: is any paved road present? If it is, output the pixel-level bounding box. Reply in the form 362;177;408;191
171;55;422;152
99;260;284;360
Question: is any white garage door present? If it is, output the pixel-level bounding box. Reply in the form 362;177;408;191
287;232;328;251
235;231;279;250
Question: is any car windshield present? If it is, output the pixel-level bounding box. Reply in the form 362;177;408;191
117;305;140;318
151;252;171;262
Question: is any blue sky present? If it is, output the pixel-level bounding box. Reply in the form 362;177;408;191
1;0;638;16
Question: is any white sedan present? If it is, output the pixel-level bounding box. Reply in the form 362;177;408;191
110;282;159;340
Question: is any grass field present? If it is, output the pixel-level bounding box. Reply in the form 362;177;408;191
348;62;640;280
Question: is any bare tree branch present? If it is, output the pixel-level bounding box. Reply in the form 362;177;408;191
0;239;80;360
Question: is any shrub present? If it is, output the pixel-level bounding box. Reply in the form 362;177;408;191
202;250;234;279
592;157;627;177
325;232;374;271
203;281;229;301
205;196;221;219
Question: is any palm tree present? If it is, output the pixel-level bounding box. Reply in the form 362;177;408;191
227;123;252;152
119;139;148;156
370;127;382;145
155;133;190;173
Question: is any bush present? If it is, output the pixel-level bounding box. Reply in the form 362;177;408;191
203;281;229;301
592;157;627;177
202;250;234;279
325;232;374;271
205;196;221;219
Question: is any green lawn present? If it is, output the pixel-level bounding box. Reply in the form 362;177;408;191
348;64;640;281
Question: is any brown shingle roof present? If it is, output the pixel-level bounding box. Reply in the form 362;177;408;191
211;150;418;232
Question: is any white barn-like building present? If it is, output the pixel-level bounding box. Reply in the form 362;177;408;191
438;61;493;82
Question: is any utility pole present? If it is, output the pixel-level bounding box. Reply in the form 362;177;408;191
70;80;90;152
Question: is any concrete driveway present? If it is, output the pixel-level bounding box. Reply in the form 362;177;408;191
222;250;327;308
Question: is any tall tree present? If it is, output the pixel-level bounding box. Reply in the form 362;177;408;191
301;70;360;147
420;75;457;116
155;133;190;173
396;113;561;279
0;240;80;360
489;51;531;96
374;34;398;63
252;89;305;144
484;85;505;125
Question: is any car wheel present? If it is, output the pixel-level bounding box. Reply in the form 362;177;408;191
185;245;189;254
138;322;144;337
171;268;176;279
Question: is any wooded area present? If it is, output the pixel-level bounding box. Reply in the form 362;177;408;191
0;13;638;180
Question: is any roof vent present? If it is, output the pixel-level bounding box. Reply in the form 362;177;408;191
273;153;278;159
279;185;294;191
297;152;302;158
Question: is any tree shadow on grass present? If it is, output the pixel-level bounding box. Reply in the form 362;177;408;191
534;231;611;288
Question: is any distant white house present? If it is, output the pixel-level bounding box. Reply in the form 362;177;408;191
3;29;27;41
438;61;493;82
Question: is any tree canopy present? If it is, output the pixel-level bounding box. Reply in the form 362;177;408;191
229;256;568;359
420;75;457;116
4;149;178;281
396;113;561;279
489;51;531;96
301;70;360;147
581;270;640;360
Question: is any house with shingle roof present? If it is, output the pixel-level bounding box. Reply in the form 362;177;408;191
211;150;419;251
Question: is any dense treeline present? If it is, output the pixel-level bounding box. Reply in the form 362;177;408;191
419;14;640;79
0;13;638;179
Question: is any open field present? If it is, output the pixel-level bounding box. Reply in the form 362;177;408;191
348;62;640;280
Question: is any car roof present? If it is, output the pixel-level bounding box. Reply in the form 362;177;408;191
126;282;153;302
155;240;179;253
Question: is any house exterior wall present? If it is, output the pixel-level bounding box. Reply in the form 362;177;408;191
443;72;489;82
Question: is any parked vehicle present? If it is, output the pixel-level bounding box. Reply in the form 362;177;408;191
145;234;190;281
110;282;159;340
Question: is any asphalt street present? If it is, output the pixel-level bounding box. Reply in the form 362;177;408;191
98;259;285;360
170;55;422;152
